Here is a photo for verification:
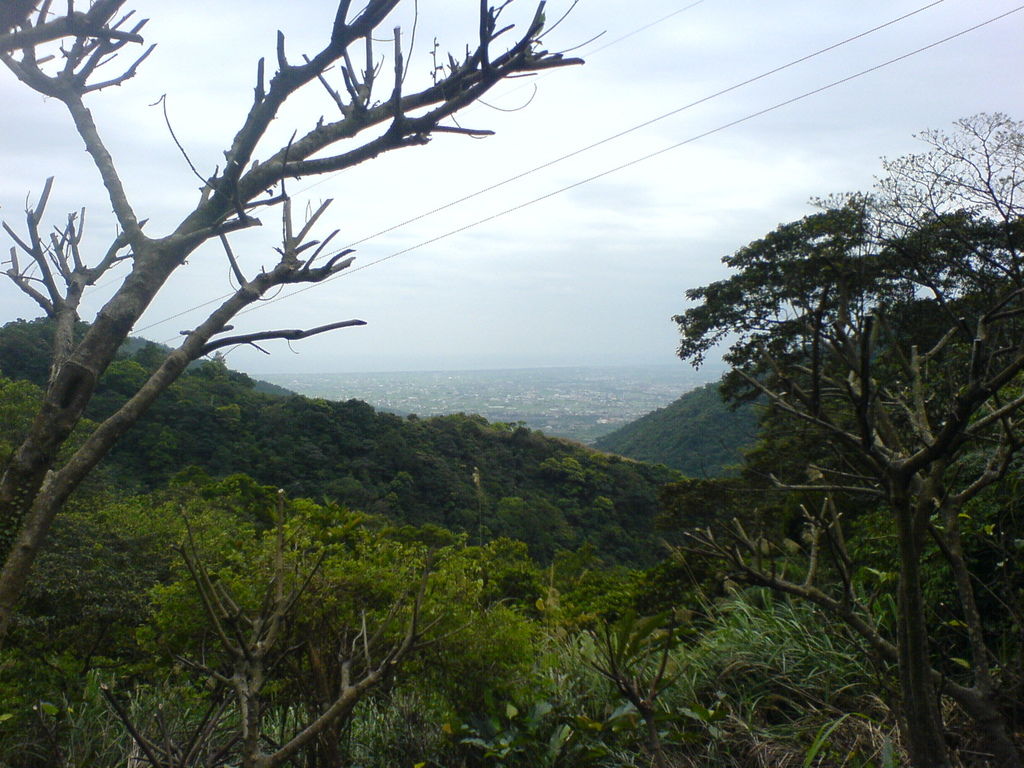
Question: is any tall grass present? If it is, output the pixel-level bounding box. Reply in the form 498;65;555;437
660;588;900;767
534;588;901;768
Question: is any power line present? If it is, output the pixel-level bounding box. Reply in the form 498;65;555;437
290;0;712;198
138;0;954;336
225;3;1023;322
106;1;711;304
302;0;949;253
582;0;707;58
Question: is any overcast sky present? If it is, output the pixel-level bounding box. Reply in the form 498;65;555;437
1;0;1022;374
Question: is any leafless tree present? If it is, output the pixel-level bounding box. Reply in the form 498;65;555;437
0;0;580;642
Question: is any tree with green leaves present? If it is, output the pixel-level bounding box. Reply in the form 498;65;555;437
587;610;681;768
0;0;580;642
676;114;1024;768
112;492;436;768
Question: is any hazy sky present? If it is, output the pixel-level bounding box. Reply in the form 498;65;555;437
1;0;1022;373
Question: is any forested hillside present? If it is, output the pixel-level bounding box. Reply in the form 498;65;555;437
593;383;758;476
0;319;679;565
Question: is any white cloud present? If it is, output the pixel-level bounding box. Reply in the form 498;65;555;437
2;0;1022;373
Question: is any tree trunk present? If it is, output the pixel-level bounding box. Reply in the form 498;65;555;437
0;481;63;640
639;705;668;768
945;675;1024;767
939;504;1023;767
894;499;951;768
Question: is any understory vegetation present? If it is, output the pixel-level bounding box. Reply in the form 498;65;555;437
0;471;901;768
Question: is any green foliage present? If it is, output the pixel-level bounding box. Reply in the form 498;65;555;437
587;610;680;698
0;670;129;768
657;476;753;533
672;118;1024;763
584;610;683;767
0;318;70;384
594;382;759;477
2;490;198;734
542;546;638;628
675;195;881;375
339;687;456;768
0;320;681;565
659;590;894;765
0;375;41;463
452;697;572;768
0;471;556;766
0;463;912;767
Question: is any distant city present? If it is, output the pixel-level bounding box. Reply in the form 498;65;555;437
260;364;723;444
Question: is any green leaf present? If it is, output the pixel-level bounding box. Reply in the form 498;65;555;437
530;700;553;720
803;714;850;767
547;723;572;757
574;715;604;731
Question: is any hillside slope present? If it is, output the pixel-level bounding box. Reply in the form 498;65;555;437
594;382;758;476
0;319;680;564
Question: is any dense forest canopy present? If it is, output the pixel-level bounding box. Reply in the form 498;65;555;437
0;318;680;565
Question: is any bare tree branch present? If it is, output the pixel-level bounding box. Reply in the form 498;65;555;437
199;319;367;356
0;1;144;54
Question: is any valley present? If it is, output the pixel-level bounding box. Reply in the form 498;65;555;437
260;363;723;443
